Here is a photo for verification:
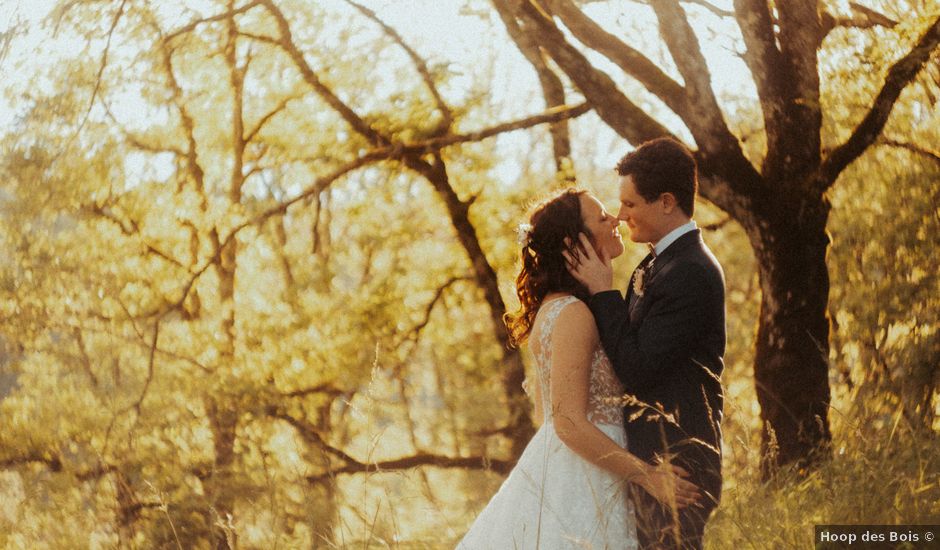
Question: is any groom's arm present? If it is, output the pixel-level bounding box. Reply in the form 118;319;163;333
589;263;709;393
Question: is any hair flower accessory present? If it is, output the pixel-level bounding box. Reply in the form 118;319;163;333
516;223;533;246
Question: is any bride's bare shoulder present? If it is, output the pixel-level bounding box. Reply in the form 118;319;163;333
552;299;599;343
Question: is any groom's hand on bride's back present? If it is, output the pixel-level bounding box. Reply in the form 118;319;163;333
563;233;614;295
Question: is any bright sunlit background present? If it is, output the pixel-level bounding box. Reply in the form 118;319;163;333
0;0;937;547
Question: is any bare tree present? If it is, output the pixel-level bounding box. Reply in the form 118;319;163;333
492;0;940;474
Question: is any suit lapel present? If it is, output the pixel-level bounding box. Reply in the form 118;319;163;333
627;230;703;322
627;252;654;318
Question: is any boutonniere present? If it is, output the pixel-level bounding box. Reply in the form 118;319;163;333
632;245;657;297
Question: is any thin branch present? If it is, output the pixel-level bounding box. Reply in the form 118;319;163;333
404;102;590;152
700;216;733;231
268;410;360;464
343;0;454;134
125;320;161;418
682;0;734;18
257;0;390;147
820;16;940;188
57;319;215;374
305;453;513;483
820;2;898;40
244;94;300;143
410;277;470;337
153;19;208;204
74;0;128;137
394;276;472;351
281;383;344;398
0;453;63;471
879;138;940;166
74;328;100;388
494;0;576;174
164;0;262;43
84;204;190;269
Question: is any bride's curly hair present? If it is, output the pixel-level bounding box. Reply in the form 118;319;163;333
504;188;591;347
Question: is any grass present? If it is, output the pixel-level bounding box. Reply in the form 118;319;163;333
323;404;939;549
706;408;940;550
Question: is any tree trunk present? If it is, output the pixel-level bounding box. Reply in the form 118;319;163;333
403;153;534;459
206;234;239;549
748;195;833;475
206;397;239;550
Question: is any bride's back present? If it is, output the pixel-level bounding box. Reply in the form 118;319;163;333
529;295;624;427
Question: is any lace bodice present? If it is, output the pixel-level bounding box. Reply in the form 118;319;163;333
529;295;624;426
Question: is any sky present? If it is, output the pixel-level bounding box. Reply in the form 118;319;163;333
0;0;750;129
0;0;754;199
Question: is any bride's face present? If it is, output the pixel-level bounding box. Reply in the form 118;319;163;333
580;194;625;260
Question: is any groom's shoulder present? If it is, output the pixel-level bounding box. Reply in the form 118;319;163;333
664;247;724;293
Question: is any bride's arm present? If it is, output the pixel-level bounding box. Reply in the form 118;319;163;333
551;301;699;507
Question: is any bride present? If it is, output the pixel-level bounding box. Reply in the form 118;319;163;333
458;189;700;549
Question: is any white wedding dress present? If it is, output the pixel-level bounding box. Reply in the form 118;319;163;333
458;296;638;549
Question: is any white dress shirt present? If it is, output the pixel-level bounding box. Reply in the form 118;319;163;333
652;220;697;256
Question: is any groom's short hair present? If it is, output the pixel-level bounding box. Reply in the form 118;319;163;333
616;137;697;217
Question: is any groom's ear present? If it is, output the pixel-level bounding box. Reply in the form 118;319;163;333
660;192;678;213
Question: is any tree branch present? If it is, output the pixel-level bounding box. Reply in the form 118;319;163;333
649;0;754;173
154;20;208;204
541;0;689;119
244;94;299;144
733;0;786;152
878;138;940;166
846;2;898;29
822;2;898;37
116;320;161;424
820;16;940;188
74;0;128;137
403;102;590;153
503;0;675;144
257;0;390;147
682;0;734;18
164;0;262;43
305;453;512;483
151;101;589;319
84;203;190;269
343;0;454;135
267;409;362;465
495;1;573;175
69;320;215;373
395;276;472;350
280;383;344;398
0;453;63;471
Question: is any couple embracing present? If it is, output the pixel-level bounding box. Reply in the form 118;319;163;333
459;138;725;550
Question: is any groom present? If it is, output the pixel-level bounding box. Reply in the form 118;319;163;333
567;138;724;549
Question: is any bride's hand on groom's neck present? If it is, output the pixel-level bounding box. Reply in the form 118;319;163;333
563;233;614;296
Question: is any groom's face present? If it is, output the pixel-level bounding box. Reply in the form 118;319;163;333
617;175;666;244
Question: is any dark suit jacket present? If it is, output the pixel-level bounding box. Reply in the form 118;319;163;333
589;229;725;506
